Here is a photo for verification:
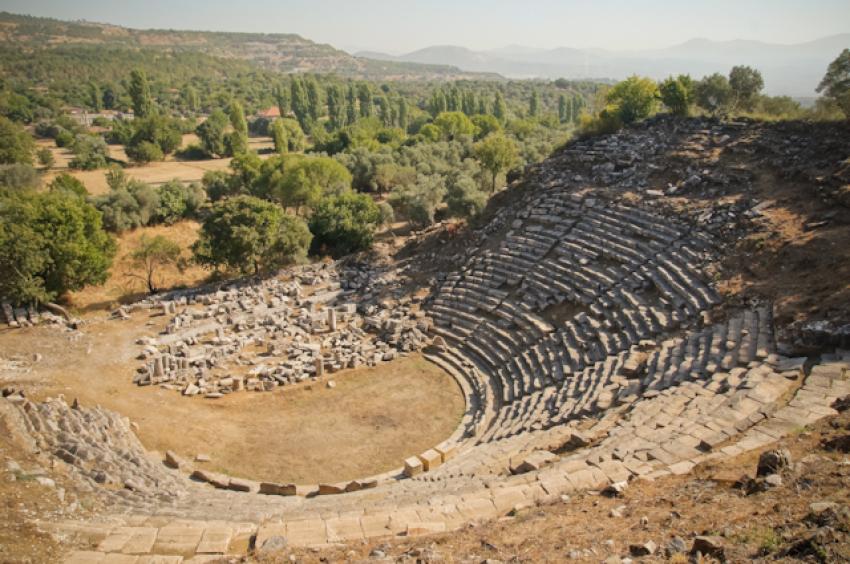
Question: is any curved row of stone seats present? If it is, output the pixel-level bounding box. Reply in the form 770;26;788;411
427;197;720;420
413;308;775;482
39;357;850;560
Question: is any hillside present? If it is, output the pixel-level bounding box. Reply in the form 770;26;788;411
0;11;492;80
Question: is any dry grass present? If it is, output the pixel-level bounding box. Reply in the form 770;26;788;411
68;220;206;314
39;136;274;195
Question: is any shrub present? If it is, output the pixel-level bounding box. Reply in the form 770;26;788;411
388;174;446;227
125;140;164;164
69;134;109;170
37;147;55;168
605;75;659;124
446;174;487;218
659;75;694;116
155;179;207;224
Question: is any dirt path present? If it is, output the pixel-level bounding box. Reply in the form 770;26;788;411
0;312;464;484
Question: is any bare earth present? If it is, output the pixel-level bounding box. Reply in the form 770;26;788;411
0;313;465;485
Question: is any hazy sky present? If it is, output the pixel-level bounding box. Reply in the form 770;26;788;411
2;0;848;54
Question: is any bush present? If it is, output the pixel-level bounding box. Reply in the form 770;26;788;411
48;173;87;197
192;195;311;274
389;174;446;227
94;180;160;232
446;174;487;218
69;134;109;170
125;140;164;164
0;164;40;194
577;108;623;137
308;192;381;257
605;75;659;124
659;75;694;116
54;129;75;148
155;179;207;224
37;147;55;168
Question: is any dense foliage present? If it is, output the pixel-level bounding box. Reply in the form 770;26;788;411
0;189;115;305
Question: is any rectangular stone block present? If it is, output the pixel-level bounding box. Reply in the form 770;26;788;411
403;456;423;477
417;449;442;471
325;516;364;542
196;525;232;554
152;525;203;555
285;519;328;546
259;482;296;496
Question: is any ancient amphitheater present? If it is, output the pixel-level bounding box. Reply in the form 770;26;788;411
2;117;849;562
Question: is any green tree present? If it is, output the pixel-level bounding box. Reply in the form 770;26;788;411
127;234;182;293
398;98;409;131
558;94;568;123
0;116;35;165
129;114;182;159
275;83;290;116
48;173;87;197
446;174;487;218
729;65;764;111
816;49;850;118
228;100;248;136
0;190;115;305
388;174;446;226
433;111;475;140
474;134;519;193
88;82;102;112
192;195;311;274
69;134;109;170
326;85;344;130
290;78;309;127
195;109;229;157
125;141;163;164
659;75;694;116
306;78;321;122
471;114;503;140
695;73;733;115
345;85;358;125
357;83;372;118
493;91;507;122
529;91;540;117
263;155;352;213
606;76;659;124
308;192;381;257
182;85;199;113
37;147;55;169
0;164;40;194
129;69;153;118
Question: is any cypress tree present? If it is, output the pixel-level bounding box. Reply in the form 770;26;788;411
345;85;357;125
129;69;153;118
529;91;540;117
398;98;409;132
357;83;372;118
493;91;506;123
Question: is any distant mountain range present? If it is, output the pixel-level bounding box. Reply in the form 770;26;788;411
357;34;850;96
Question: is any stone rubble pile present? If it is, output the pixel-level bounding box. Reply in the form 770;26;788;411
133;263;433;397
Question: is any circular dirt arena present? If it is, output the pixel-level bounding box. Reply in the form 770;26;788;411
4;313;465;484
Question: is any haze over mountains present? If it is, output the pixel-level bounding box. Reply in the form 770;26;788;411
356;34;850;97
